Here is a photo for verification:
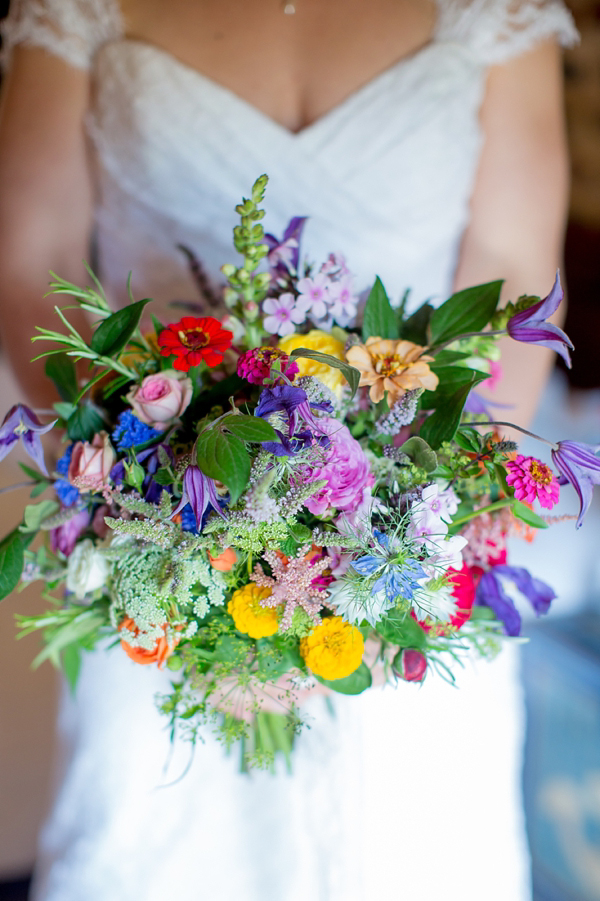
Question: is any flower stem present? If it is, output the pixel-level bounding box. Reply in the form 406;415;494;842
427;329;507;354
450;497;513;528
473;421;557;448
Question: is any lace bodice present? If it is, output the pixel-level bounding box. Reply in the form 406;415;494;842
1;0;578;321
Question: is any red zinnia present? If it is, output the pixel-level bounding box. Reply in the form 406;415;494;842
157;316;233;372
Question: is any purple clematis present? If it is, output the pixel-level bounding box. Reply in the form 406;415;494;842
475;564;556;636
172;465;226;530
551;440;600;529
506;272;574;367
0;404;57;476
264;217;307;276
255;384;331;456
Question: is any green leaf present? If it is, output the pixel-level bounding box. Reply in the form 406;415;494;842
196;428;251;504
220;414;277;443
45;353;78;402
399;301;434;345
152;468;173;486
454;427;483;454
419;380;474;450
511;499;549;529
362;276;398;341
316;661;372;695
287;522;313;544
494;463;513;497
289;348;360;397
375;610;426;649
21;500;60;533
61;644;82;693
90;298;153;357
429;281;503;346
33;609;105;669
429;350;471;366
396;436;438;473
18;463;47;483
66;403;105;442
53;401;77;421
423;366;489;405
30;482;49;499
0;530;25;601
151;313;166;335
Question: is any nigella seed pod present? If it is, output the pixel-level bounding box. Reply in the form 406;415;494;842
393;648;427;682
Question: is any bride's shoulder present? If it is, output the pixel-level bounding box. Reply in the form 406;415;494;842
1;0;124;70
435;0;579;64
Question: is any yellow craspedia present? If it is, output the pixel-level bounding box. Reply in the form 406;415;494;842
279;329;346;394
228;583;279;639
300;616;364;681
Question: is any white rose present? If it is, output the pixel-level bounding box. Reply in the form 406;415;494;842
66;539;108;601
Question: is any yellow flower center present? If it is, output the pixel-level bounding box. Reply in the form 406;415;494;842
371;352;408;378
178;327;209;350
530;460;553;485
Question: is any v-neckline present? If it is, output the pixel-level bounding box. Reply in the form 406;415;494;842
108;25;446;140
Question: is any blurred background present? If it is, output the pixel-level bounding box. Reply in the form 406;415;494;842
0;1;599;899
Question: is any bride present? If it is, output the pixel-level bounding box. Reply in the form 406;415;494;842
0;1;577;898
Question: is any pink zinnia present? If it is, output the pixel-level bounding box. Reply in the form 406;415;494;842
505;455;560;509
237;347;299;386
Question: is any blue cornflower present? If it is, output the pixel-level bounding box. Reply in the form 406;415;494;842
55;445;74;476
54;445;79;506
111;412;161;451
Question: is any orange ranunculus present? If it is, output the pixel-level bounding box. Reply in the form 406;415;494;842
208;547;237;572
119;616;179;667
346;337;438;406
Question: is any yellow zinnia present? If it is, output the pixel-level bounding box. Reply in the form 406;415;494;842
278;329;346;395
300;616;364;681
346;337;439;406
228;584;279;639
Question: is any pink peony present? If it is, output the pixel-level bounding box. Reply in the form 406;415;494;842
505;455;560;509
302;417;373;516
68;432;116;493
126;372;192;428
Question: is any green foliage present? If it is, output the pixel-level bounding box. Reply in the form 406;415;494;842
0;529;25;602
362;276;398;341
219;414;277;443
396;436;438;473
511;498;549;529
196;428;250;504
420;376;484;449
45;354;78;402
289;348;360;397
66;402;105;442
399;300;434;345
90;298;153;357
423;365;489;404
316;661;373;695
20;500;60;533
429;281;503;346
375;609;427;649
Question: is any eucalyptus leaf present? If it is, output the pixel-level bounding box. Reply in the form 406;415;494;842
289;348;360;397
90;298;153;357
316;661;372;695
0;530;25;601
429;281;503;346
362;276;398;341
196;428;250;503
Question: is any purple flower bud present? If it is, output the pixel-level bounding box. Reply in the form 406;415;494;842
0;404;57;476
172;465;226;530
506;272;574;367
50;509;91;557
475;564;556;636
551;439;600;528
395;649;427;683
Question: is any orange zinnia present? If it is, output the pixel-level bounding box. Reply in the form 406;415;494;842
119;616;179;667
346;337;438;405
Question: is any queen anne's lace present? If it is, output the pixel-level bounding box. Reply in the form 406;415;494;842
1;0;123;70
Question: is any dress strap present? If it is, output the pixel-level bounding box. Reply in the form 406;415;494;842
435;0;579;65
1;0;124;70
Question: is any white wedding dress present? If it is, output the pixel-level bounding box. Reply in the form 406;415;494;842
2;2;577;899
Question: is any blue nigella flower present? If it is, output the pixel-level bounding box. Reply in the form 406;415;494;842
111;411;161;451
475;564;555;636
351;531;426;603
551;439;600;529
506;272;574;367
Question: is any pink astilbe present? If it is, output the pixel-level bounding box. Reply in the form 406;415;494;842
251;548;333;630
505;455;560;509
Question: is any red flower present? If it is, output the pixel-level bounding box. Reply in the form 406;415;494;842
447;563;476;629
157;316;233;371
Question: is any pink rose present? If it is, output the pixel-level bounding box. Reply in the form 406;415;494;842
68;432;116;493
126;372;192;428
301;418;374;516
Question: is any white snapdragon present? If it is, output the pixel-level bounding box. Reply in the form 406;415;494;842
66;539;108;601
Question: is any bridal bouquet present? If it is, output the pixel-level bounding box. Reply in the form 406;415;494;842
2;176;598;769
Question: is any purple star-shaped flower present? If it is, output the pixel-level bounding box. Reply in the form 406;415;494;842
0;404;57;476
264;216;307;275
506;272;574;367
172;464;226;530
551;440;600;529
475;564;555;636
